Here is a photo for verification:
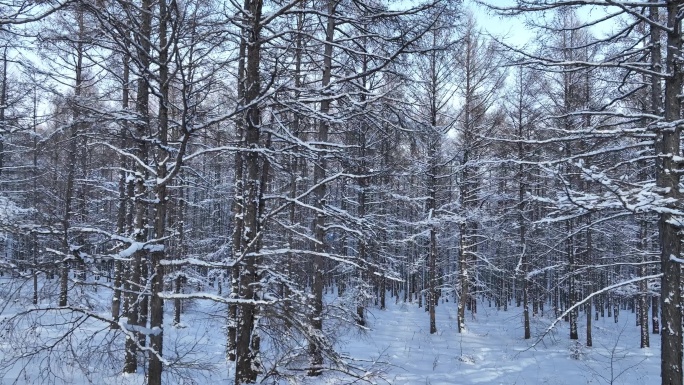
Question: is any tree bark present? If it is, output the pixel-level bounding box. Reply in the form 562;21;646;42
125;0;153;373
658;3;683;384
112;50;130;329
147;1;171;382
234;1;264;383
308;0;335;375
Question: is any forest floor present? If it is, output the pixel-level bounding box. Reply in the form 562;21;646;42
331;297;660;385
0;281;660;385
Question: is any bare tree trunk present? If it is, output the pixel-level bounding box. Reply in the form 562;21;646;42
567;222;578;340
354;36;370;326
31;86;38;304
356;186;367;327
0;46;7;180
658;3;683;385
653;295;660;334
516;86;530;339
124;249;142;373
125;0;153;372
228;0;249;363
427;138;438;335
59;7;86;307
639;224;650;348
234;1;264;383
458;226;467;333
112;51;130;329
639;263;649;348
585;214;593;348
147;1;171;382
426;40;439;335
283;8;305;329
308;0;335;376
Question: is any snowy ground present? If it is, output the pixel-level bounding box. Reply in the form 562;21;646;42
0;280;661;385
333;299;659;385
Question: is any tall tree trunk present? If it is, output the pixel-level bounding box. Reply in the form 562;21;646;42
567;222;578;340
649;0;662;339
355;33;370;327
458;222;468;333
658;3;683;384
426;139;437;334
234;1;264;383
0;46;6;181
174;185;186;325
59;7;85;308
356;182;367;327
426;38;439;335
585;215;593;347
32;86;38;305
639;223;650;348
308;0;335;376
125;0;153;372
653;295;660;334
228;0;250;362
283;8;305;329
147;1;171;382
112;51;130;329
457;74;472;334
517;85;530;339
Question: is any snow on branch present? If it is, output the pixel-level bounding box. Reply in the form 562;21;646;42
157;292;277;306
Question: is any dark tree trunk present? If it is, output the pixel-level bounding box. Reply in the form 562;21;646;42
308;0;335;376
234;1;264;383
147;1;172;382
112;50;130;330
658;3;683;385
124;0;153;372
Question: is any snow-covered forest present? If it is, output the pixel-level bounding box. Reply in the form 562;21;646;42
0;0;681;384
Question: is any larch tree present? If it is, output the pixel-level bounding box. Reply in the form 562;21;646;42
452;16;506;333
404;4;460;334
